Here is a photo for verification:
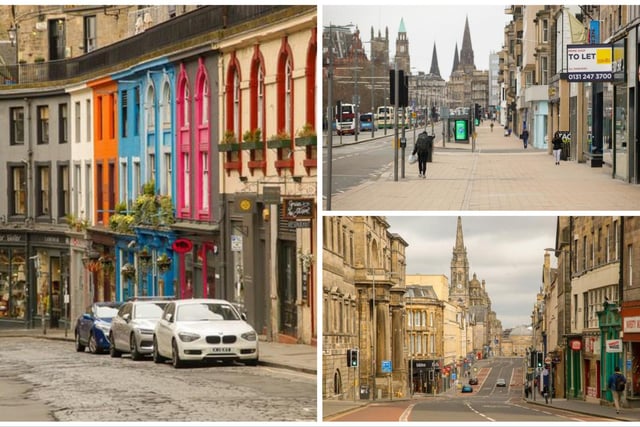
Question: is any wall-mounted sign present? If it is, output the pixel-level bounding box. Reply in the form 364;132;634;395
564;44;614;82
172;238;193;254
282;198;314;220
262;186;281;205
569;339;582;351
231;235;242;252
606;339;622;353
624;315;640;333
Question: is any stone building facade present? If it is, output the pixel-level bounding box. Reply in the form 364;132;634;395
323;216;408;400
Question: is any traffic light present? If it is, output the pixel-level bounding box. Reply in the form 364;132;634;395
474;103;481;119
347;348;359;367
389;70;409;108
537;351;543;367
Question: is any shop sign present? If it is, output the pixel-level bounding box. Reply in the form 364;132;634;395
606;339;622;353
570;339;582;351
0;234;24;242
262;186;280;205
172;238;193;254
624;315;640;333
282;198;314;220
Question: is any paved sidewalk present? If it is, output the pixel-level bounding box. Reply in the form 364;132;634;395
525;395;640;422
0;328;317;375
326;122;640;211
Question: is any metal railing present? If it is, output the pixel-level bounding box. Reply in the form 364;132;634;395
0;5;294;86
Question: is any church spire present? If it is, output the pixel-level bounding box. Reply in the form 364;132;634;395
451;42;459;75
455;216;465;250
429;42;441;78
459;15;475;70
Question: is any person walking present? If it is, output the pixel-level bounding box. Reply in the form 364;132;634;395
608;367;627;414
521;128;530;149
412;130;432;178
490;122;494;132
552;131;563;165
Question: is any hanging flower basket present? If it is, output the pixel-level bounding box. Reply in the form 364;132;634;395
138;248;152;269
121;263;136;280
157;254;172;273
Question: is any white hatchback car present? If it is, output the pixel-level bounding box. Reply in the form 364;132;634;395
153;299;259;368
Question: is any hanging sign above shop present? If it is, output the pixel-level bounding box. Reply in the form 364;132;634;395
563;44;615;82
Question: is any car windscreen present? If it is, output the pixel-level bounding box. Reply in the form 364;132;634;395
135;302;167;319
176;303;241;322
360;115;372;123
95;306;119;319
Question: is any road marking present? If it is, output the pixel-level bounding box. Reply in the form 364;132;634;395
399;403;416;422
465;402;495;422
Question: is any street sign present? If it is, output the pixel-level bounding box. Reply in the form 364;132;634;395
381;360;392;373
287;221;311;228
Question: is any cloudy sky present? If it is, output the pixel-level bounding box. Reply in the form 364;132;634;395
323;3;511;77
386;215;558;330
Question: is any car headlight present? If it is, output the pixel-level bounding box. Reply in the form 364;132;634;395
241;331;257;341
177;332;200;342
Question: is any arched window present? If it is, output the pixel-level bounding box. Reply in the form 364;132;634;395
233;68;240;139
196;60;211;218
257;67;264;132
176;66;191;217
162;82;171;129
146;84;155;130
284;59;292;135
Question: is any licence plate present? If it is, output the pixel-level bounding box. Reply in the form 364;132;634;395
211;347;232;353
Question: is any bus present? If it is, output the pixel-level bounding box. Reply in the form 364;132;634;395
375;106;394;129
335;103;357;135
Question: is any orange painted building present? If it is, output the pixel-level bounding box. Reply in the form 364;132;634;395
88;77;119;226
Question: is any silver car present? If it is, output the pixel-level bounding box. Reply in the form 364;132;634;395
109;299;169;360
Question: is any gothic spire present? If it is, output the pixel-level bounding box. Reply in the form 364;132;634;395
459;15;475;69
455;216;465;251
451;43;459;75
429;42;441;78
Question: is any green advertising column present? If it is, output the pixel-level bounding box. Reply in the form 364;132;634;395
598;302;622;404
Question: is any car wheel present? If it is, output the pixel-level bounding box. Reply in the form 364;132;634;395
74;331;85;352
88;332;100;354
130;334;143;361
152;336;166;364
171;340;186;369
109;333;122;358
244;358;259;366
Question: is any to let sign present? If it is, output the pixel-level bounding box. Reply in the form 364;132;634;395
606;339;622;353
283;198;314;220
624;316;640;333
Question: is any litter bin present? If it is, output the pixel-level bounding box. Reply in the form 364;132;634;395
427;135;434;162
359;385;370;400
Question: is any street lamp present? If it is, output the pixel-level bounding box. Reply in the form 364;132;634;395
324;22;354;211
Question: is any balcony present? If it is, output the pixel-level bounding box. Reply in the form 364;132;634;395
0;5;294;87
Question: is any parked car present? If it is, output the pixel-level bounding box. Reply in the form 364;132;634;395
74;302;122;354
496;378;507;387
109;298;170;360
360;113;375;132
153;298;259;368
461;384;473;393
469;378;478;385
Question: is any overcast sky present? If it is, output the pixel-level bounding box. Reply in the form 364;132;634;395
386;216;558;330
323;4;511;77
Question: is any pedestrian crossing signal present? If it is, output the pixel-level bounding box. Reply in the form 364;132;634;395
347;349;359;367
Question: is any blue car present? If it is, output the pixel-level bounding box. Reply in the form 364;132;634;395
75;302;122;354
461;384;473;393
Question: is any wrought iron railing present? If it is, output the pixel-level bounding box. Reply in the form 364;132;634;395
0;5;299;86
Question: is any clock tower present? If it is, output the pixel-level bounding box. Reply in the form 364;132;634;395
450;216;469;306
